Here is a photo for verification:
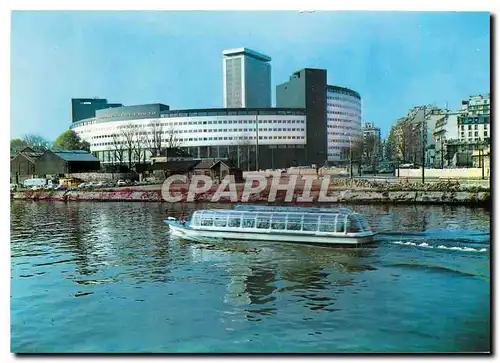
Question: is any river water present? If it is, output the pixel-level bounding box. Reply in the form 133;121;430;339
10;201;490;353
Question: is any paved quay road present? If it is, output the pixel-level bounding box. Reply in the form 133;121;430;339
11;201;490;353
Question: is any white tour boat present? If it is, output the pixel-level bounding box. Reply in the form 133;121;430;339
165;205;376;246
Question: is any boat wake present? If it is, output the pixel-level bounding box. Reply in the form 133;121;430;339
392;241;488;253
378;230;490;243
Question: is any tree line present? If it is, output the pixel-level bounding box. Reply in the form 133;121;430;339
10;130;90;154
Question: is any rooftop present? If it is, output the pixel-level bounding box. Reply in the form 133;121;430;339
326;85;361;100
52;150;100;162
222;48;271;62
152;160;201;171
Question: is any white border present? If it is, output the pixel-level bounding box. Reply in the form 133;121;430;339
3;2;495;362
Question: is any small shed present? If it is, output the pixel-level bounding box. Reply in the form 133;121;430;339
210;160;243;182
10;147;44;184
35;150;101;176
193;160;215;176
152;160;201;180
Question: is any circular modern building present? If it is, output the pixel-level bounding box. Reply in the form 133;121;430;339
326;85;363;162
70;103;307;170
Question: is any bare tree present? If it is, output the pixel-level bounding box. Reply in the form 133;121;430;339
120;124;137;169
110;132;126;166
145;121;164;157
237;134;254;171
165;123;181;148
387;117;421;164
362;134;378;171
23;133;51;152
133;126;148;165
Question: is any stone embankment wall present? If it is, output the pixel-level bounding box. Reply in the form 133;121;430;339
12;188;491;205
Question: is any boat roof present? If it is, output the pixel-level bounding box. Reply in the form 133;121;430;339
192;209;361;219
234;205;352;214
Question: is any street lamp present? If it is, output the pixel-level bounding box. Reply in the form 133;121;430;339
440;137;444;169
478;142;486;180
344;134;353;179
349;136;353;179
255;114;259;171
421;106;426;184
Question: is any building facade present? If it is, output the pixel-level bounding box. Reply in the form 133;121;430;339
222;48;271;108
326;86;362;162
70;104;307;170
276;68;362;165
444;94;491;167
457;94;490;144
399;105;446;167
71;98;123;123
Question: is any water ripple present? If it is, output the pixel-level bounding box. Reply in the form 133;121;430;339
10;201;491;353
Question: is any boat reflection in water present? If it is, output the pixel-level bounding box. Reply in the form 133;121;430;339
165;205;376;247
168;231;377;322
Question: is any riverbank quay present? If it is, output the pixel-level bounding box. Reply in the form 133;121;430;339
12;177;491;205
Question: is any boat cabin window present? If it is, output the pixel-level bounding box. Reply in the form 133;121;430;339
286;216;302;231
242;217;255;228
347;215;362;233
214;217;227;227
256;214;270;229
271;214;285;230
302;216;318;232
228;215;241;228
335;216;346;233
191;209;369;234
201;217;214;227
319;215;336;232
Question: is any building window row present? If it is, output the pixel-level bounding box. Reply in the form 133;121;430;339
89;127;306;140
326;95;360;104
327;125;359;130
327;131;361;136
326;103;361;112
91;135;306;146
72;117;307;128
327;110;359;117
99;111;156;120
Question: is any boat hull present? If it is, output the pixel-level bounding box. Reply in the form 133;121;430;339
166;221;375;246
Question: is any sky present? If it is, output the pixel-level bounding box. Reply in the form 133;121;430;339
10;11;490;140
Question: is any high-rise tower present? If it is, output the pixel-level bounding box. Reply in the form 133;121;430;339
222;48;271;108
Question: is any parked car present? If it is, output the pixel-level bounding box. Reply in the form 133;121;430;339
116;180;127;187
55;185;68;191
10;183;18;191
400;163;415;169
338;171;350;177
379;168;394;174
24;178;48;189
